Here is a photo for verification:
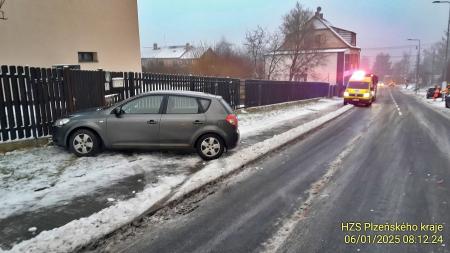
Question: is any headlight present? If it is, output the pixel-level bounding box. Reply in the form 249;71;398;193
344;92;350;97
55;118;70;127
363;93;370;98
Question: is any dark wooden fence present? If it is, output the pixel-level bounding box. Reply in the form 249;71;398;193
102;72;241;109
1;65;333;143
0;66;67;142
244;80;332;107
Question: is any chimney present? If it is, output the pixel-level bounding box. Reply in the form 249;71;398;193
185;43;191;50
315;7;323;19
153;43;158;50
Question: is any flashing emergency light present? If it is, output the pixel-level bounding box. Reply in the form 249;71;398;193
350;70;366;81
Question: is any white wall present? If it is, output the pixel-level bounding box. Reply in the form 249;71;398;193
267;53;338;84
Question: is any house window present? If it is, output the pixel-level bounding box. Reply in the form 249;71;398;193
78;52;98;63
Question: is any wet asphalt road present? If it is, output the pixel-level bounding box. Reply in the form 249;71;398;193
102;88;450;253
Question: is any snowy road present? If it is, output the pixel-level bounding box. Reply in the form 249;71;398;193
94;88;450;253
0;98;342;250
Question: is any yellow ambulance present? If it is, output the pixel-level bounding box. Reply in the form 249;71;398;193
343;71;378;106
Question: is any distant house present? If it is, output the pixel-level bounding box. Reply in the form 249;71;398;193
267;7;360;91
141;43;212;73
0;0;141;72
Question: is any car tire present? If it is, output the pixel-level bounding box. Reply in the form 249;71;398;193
196;134;225;160
69;129;100;157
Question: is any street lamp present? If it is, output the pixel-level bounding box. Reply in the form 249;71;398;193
433;0;450;91
407;38;421;93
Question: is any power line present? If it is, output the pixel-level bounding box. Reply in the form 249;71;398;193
361;55;418;58
361;43;434;50
362;45;416;50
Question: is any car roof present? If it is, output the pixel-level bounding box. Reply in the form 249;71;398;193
134;90;221;99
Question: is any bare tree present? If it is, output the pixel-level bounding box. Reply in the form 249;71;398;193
372;53;392;80
281;3;326;81
392;52;412;84
265;31;283;80
190;38;253;78
244;26;266;79
214;37;234;57
359;56;371;72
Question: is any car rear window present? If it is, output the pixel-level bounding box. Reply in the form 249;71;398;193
199;98;211;112
166;96;200;114
219;99;234;114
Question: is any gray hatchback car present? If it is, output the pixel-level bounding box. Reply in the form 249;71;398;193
52;91;239;160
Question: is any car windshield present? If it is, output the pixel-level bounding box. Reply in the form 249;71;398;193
347;81;370;89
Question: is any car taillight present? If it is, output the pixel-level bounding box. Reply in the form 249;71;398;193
226;114;238;128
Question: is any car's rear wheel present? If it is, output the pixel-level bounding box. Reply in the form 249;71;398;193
196;134;225;160
69;129;100;157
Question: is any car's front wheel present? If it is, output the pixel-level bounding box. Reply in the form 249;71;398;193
69;129;100;157
196;134;225;160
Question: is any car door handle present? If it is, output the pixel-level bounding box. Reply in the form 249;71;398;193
193;120;204;125
147;120;158;124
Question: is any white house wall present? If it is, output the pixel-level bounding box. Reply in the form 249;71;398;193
267;53;338;84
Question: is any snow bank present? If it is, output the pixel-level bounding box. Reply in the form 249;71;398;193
168;104;353;202
0;148;199;219
6;175;185;253
238;99;341;136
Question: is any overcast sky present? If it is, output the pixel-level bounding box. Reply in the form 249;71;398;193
137;0;449;62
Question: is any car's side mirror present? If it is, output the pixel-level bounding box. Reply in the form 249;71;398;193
113;107;124;117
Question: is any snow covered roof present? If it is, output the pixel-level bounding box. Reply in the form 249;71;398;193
141;45;209;59
312;15;359;49
142;46;187;59
180;47;207;59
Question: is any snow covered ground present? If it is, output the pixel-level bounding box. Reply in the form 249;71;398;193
0;148;200;220
400;85;449;114
0;98;344;252
238;99;340;137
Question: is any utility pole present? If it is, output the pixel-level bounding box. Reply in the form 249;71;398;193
431;50;436;86
433;1;450;93
407;38;421;93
